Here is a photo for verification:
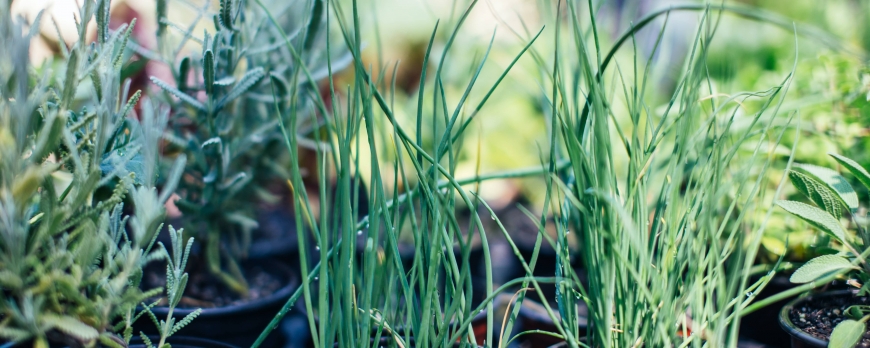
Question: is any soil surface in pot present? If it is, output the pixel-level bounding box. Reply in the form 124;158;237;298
142;257;285;308
789;292;870;345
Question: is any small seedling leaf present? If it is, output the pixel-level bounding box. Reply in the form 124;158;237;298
790;255;854;283
845;306;869;320
775;200;847;244
830;319;864;348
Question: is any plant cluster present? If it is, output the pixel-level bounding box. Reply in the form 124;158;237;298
145;0;345;297
771;154;870;345
242;1;808;348
0;0;194;346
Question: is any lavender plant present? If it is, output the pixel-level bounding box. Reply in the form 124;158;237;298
0;0;192;346
146;0;346;297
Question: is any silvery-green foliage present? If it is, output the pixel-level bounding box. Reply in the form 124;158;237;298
138;226;199;348
148;0;345;295
0;0;186;346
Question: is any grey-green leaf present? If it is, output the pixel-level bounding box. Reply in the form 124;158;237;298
789;171;843;218
150;77;205;110
203;50;215;96
796;164;858;213
829;319;865;348
831;153;870;193
41;314;99;340
775;200;847;244
218;67;264;108
790;255;855;283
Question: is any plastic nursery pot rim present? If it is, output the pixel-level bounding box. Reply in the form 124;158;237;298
145;259;299;318
778;289;854;348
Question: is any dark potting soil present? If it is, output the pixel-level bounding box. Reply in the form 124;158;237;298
789;292;870;346
143;261;285;308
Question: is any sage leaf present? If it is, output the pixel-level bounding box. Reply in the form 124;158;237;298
831;153;870;193
790;255;854;283
775;200;847;244
829;319;865;348
796;164;858;213
789;171;844;218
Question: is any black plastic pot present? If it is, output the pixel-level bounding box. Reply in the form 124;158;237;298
134;259;299;347
778;290;849;348
129;336;237;348
739;274;798;346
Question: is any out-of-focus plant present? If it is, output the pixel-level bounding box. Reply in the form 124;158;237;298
0;0;189;346
147;0;347;297
138;226;199;348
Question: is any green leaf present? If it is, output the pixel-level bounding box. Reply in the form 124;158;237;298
170;273;188;307
177;57;191;91
796;164;858;214
150;77;205;111
218;67;264;108
113;18;136;69
203;50;215;97
831;153;870;193
829;319;864;348
170;308;201;336
789;171;844;218
140;332;154;348
220;0;234;30
41;314;99;340
119;90;143;119
790;255;855;283
32;112;66;162
0;325;32;341
775;200;847;244
61;50;79;108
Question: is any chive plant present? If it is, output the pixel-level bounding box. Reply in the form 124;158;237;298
248;0;557;346
245;1;824;348
503;2;801;347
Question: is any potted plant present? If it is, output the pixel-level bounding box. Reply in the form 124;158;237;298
770;153;870;347
0;1;198;346
481;2;797;347
129;0;348;344
238;0;556;345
